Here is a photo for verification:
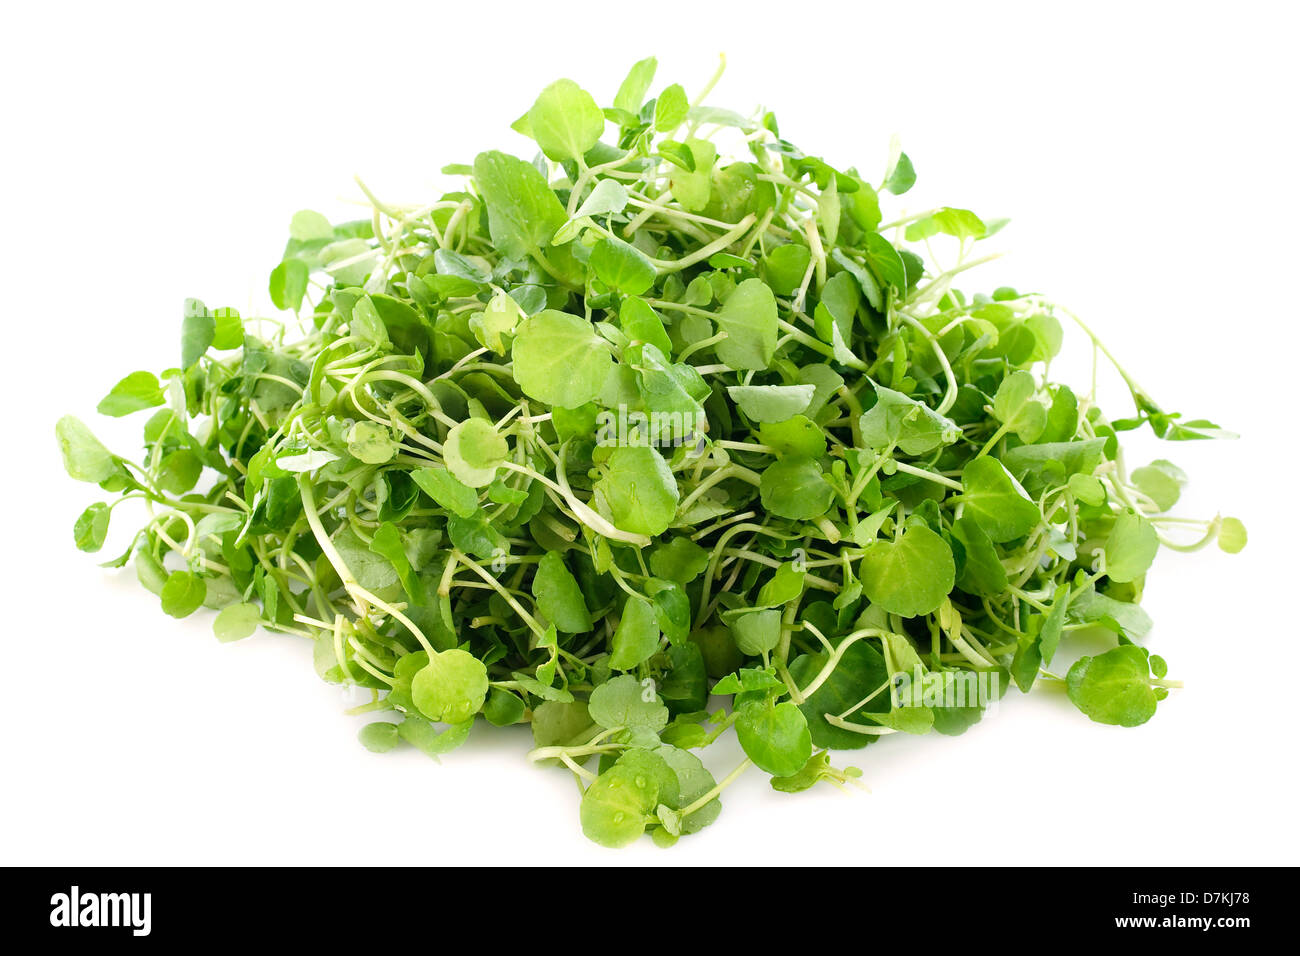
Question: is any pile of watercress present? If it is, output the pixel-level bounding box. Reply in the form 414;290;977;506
58;57;1246;848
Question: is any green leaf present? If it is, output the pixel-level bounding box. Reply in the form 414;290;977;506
609;595;661;670
527;79;605;162
73;502;111;552
161;571;207;618
1104;509;1159;583
469;291;524;356
591;236;656;294
648;537;710;585
397;715;473;758
762;244;811;296
726;608;782;655
532;551;592;633
56;416;116;483
726;384;815;424
859;524;955;617
512;309;614;407
859;383;960;455
1066;645;1158;727
97;371;165;417
958;457;1042;543
1218;517;1247;554
992;370;1046;442
412;649;489;724
269;259;309;312
883;151;915;194
573;178;629;220
1130;460;1186;512
443;418;507;488
181;298;215;368
593;446;679;536
588;674;669;734
654;83;689;132
736;699;812;777
951;515;1007;597
357;721;401;753
346;421;397;465
715;278;778;371
213;603;261;642
411;466;479;518
613;56;658;115
757;415;826;459
472;150;567;259
289;209;333;241
580;765;656;848
759;458;834;520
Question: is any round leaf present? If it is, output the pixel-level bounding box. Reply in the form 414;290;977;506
411;649;489;724
859;525;955;617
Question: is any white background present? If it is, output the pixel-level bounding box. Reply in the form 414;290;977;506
3;0;1297;866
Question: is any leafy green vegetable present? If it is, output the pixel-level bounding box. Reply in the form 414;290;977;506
58;58;1242;849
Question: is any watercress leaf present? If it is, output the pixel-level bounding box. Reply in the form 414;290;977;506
1104;509;1159;583
649;537;710;584
97;371;166;417
1218;517;1247;554
761;244;812;296
512;309;615;407
213;602;261;642
269;259;309;312
1066;645;1158;727
609;595;661;670
620;297;672;357
580;765;656;848
160;571;206;619
883;151;915;194
56;416;117;483
735;699;813;777
574;178;629;220
858;383;961;455
592;445;679;536
357;720;401;753
469;290;524;356
73;502;111;552
725;607;782;655
726;384;815;423
958;457;1042;542
532;551;592;633
1130;460;1186;512
859;524;955;617
412;649;489;724
757;415;826;459
588;674;669;733
411;466;479;518
951;514;1008;597
346;421;397;465
654;83;689;133
760;458;834;520
591;236;656;294
714;278;778;371
472;150;567;259
992;370;1047;442
527;78;605;162
289;209;333;241
613;56;658;115
397;714;474;758
444;418;508;488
